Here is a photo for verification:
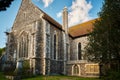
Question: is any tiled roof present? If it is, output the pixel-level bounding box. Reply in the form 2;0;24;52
69;18;98;38
42;13;62;29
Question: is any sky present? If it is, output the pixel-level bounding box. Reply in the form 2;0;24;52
0;0;103;48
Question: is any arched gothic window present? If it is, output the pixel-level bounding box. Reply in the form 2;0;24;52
26;35;29;57
73;64;79;75
78;42;81;60
54;34;56;59
18;31;29;58
19;36;21;58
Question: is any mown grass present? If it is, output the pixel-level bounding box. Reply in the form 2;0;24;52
22;75;100;80
0;72;100;80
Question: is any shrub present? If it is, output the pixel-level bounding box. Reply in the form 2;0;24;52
22;60;32;78
3;61;16;75
102;71;120;80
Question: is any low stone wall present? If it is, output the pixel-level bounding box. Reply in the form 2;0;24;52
5;75;21;80
66;61;100;77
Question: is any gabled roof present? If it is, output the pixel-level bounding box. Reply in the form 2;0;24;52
12;0;62;30
33;4;62;30
69;18;99;38
29;0;62;30
12;0;99;38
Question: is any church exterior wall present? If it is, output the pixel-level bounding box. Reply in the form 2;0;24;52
45;20;65;75
6;0;47;75
70;36;88;60
5;0;67;76
66;63;86;76
35;19;46;75
12;0;43;30
66;61;99;77
4;0;100;77
67;36;99;77
67;36;88;76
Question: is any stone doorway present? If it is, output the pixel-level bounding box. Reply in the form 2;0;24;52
72;64;80;76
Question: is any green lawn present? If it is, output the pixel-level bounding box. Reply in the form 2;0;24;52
0;72;100;80
0;72;8;80
22;75;100;80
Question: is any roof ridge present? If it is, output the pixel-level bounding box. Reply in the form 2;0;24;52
30;0;63;29
69;18;99;29
69;18;99;38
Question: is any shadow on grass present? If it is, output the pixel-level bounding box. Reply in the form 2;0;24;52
22;75;100;80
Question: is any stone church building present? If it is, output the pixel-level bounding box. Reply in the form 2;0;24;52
5;0;99;77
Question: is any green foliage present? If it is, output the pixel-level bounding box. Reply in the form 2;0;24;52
85;0;120;78
22;60;31;78
0;72;8;80
101;71;120;80
23;60;30;69
85;0;120;63
3;61;16;76
14;68;19;75
0;47;5;57
0;0;14;11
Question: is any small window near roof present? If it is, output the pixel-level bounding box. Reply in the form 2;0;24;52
54;34;56;59
78;42;81;60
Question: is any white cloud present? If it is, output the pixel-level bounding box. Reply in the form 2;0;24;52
68;0;92;26
56;0;92;27
42;0;53;8
56;11;62;18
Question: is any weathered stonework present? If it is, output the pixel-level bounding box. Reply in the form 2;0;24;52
67;35;99;77
70;36;88;60
5;0;99;77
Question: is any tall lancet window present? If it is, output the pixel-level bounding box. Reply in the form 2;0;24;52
54;34;56;59
18;31;29;58
78;42;81;60
24;34;28;58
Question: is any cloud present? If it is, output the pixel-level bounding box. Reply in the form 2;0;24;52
42;0;53;8
56;11;62;18
68;0;92;26
56;0;92;27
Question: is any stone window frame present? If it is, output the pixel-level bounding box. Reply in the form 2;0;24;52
18;30;29;59
78;42;82;60
45;21;51;58
53;31;58;60
85;63;99;74
45;21;50;35
72;64;80;76
53;33;57;60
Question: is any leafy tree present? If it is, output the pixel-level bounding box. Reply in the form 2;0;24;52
85;0;120;74
0;0;14;11
0;48;5;57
